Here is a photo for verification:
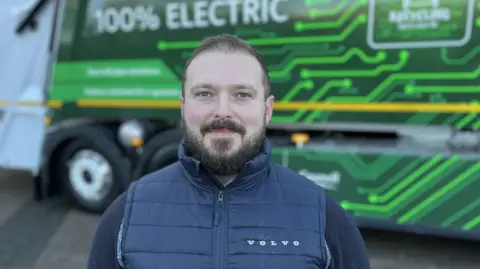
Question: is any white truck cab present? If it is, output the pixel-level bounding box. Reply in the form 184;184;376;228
0;0;63;174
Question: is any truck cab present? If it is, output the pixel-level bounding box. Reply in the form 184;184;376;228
0;0;62;174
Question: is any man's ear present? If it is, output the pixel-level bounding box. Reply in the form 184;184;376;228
180;95;185;118
265;95;274;124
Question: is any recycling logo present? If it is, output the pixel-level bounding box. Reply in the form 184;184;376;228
367;0;476;49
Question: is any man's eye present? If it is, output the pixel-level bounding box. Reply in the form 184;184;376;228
196;92;212;97
236;92;252;98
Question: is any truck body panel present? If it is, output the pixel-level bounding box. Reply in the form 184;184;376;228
49;0;479;128
45;0;480;237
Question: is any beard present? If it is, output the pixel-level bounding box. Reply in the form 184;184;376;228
183;118;265;176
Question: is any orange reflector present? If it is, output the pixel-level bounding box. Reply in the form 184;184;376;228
131;137;144;147
291;133;310;144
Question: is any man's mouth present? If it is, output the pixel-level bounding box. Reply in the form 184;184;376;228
209;128;236;134
200;120;245;136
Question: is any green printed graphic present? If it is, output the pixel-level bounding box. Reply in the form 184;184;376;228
51;0;480;128
51;60;181;101
271;147;480;233
367;0;476;49
48;0;480;236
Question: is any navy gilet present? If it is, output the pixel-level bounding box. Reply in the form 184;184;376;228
117;139;331;269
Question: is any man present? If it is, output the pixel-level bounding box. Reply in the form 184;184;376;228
87;34;371;269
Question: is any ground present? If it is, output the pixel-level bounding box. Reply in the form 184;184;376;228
0;170;479;269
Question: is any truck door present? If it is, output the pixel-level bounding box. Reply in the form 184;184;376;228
0;0;63;174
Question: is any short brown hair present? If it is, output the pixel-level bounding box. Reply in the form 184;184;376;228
182;34;271;98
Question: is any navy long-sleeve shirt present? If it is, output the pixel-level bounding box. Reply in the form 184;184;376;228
87;192;371;269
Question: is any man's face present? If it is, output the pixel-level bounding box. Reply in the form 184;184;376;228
181;50;274;176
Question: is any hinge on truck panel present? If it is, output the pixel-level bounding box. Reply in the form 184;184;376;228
16;0;51;34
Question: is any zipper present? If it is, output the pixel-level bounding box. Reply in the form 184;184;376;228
213;191;226;269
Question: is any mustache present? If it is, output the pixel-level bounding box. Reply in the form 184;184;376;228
200;120;246;136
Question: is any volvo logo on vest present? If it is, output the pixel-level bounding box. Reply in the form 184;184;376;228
247;240;300;246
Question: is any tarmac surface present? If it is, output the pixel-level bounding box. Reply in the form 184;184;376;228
0;169;479;269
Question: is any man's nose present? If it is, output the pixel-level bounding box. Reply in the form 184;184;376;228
213;95;233;119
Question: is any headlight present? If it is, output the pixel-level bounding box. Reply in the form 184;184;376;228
117;120;146;148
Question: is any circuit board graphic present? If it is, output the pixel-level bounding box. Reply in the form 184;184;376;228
271;147;480;234
48;0;480;235
50;0;480;129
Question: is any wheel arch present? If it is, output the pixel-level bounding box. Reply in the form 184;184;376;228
40;123;132;198
133;127;184;180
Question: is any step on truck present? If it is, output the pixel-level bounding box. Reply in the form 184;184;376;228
1;0;479;240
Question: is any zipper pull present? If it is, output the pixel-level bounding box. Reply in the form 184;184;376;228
214;213;219;226
217;191;224;204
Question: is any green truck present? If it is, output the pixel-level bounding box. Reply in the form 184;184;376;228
5;0;479;240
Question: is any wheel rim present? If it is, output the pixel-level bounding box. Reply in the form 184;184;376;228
67;149;113;203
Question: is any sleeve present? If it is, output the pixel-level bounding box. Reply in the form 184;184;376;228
86;193;127;269
324;194;371;269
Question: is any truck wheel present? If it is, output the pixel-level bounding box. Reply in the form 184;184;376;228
57;133;129;213
134;128;183;179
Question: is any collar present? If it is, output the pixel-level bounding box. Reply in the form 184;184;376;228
178;138;271;191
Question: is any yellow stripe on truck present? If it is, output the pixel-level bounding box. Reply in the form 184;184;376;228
0;100;63;108
2;99;478;113
76;100;480;113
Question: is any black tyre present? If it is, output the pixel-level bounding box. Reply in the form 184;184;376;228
56;127;131;213
133;128;183;179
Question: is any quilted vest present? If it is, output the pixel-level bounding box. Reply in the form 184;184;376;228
117;139;331;269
